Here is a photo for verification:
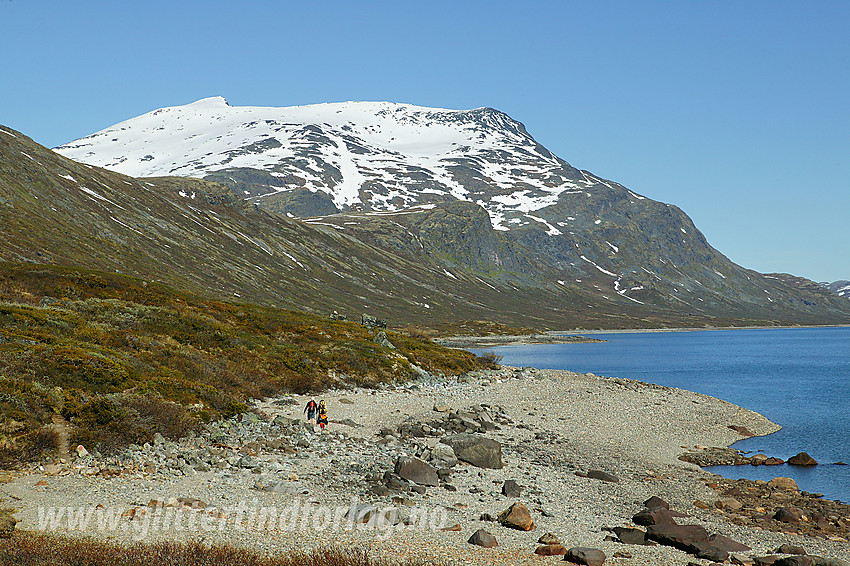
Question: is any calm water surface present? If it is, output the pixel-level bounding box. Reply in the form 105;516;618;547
471;327;850;502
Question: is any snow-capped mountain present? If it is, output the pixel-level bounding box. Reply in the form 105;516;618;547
55;96;604;230
51;98;850;322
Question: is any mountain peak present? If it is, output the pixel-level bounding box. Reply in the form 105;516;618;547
187;96;230;107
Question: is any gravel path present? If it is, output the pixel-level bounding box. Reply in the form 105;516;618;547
4;367;848;564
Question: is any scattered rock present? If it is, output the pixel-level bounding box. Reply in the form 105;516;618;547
429;444;458;468
345;504;377;524
468;528;498;548
538;532;561;545
773;557;815;566
773;507;804;523
497;502;535;531
646;523;709;552
773;544;806;555
729;425;756;436
611;527;650;545
633;507;676;526
768;477;800;492
715;497;743;511
502;479;522;497
788;452;818;466
75;445;89;458
535;544;567;556
394;456;438;486
575;469;619;483
441;434;504;469
644;496;670;510
565;547;606;566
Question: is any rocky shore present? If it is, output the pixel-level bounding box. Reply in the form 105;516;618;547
435;334;605;348
2;367;848;565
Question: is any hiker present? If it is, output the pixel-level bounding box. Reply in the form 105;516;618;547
317;400;328;431
304;397;318;424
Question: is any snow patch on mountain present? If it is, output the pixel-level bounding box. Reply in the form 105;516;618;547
54;97;614;230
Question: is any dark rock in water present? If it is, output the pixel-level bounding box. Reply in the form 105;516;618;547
565;547;606;566
644;496;670;510
773;557;816;566
765;457;785;465
633;507;676;526
538;532;562;545
773;544;806;555
497;502;535;531
468;528;498;548
441;434;504;469
773;507;804;523
611;526;650;545
788;452;818;466
575;469;619;483
646;523;709;552
535;544;567;556
394;456;438;486
502;479;522;497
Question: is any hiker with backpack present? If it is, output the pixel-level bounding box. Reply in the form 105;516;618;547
317;399;328;431
304;397;318;424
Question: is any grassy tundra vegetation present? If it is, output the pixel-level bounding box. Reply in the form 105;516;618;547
0;263;492;465
0;533;439;566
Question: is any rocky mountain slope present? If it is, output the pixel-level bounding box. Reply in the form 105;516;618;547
824;280;850;298
51;99;850;326
3;114;849;328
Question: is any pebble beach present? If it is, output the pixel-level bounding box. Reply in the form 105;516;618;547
4;366;849;565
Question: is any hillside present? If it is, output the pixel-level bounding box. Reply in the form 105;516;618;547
0;263;489;463
50;99;850;326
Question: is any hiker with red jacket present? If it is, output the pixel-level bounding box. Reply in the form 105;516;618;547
304;397;318;424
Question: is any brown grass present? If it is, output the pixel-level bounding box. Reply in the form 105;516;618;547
0;531;444;566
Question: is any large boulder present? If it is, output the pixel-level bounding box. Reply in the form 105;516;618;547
646;523;709;552
440;434;503;469
497;502;535;531
395;456;438;486
468;528;498;548
565;547;606;566
787;452;818;466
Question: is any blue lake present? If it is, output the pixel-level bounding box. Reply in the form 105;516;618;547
470;327;850;502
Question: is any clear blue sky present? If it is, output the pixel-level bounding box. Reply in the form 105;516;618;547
2;1;848;282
